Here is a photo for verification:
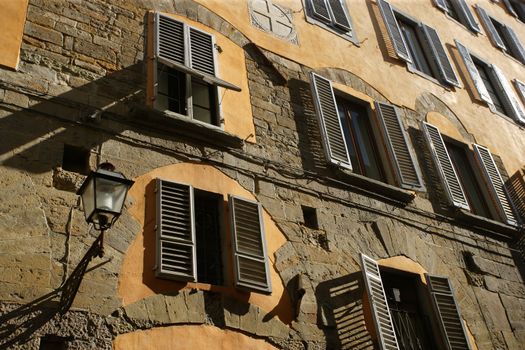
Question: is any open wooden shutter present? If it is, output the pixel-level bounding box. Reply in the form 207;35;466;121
377;0;412;63
455;0;481;33
490;65;525;124
476;6;506;50
455;40;493;104
327;0;352;31
420;25;460;86
154;13;240;91
310;72;352;170
360;254;400;350
426;274;472;350
310;0;332;22
473;144;519;226
501;25;525;64
155;179;197;281
422;122;470;210
513;79;525;106
503;0;518;17
230;196;271;294
375;102;423;190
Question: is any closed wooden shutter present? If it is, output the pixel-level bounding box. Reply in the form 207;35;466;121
420;25;459;86
377;0;412;63
230;196;272;294
375;102;423;190
455;0;481;33
513;79;525;106
310;72;352;170
426;274;472;350
473;144;519;226
154;13;240;91
311;0;331;22
327;0;352;31
476;6;506;50
433;0;448;12
360;254;400;350
422;122;470;210
490;65;525;124
455;40;493;104
501;25;525;64
155;179;197;281
503;0;518;17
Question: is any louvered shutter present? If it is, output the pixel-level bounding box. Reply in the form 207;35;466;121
420;25;460;86
310;0;331;22
426;275;472;350
513;79;525;106
473;144;519;226
375;102;423;190
501;25;525;64
377;0;412;63
490;65;525;124
155;179;197;281
422;122;470;210
310;72;352;170
455;0;482;33
154;13;240;91
327;0;352;31
360;254;400;350
503;0;518;17
230;196;271;294
433;0;448;12
455;40;493;104
476;6;506;50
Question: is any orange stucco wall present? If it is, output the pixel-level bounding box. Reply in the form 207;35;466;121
119;163;293;324
0;0;29;69
190;0;525;175
113;324;279;350
146;12;256;143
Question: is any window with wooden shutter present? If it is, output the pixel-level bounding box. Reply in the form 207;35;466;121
374;102;423;190
513;79;525;106
455;0;481;33
230;196;271;294
326;0;352;31
455;40;493;104
490;65;525;123
360;254;400;350
473;144;519;226
420;24;460;86
310;72;352;170
433;0;448;12
500;25;525;64
503;0;518;17
426;274;472;350
377;0;412;63
306;0;354;37
422;122;470;210
476;6;506;50
155;179;197;281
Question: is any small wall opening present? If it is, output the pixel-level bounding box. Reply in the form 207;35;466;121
62;144;90;174
302;206;318;229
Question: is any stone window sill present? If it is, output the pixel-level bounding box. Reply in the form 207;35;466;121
337;169;415;204
455;209;519;239
131;105;244;149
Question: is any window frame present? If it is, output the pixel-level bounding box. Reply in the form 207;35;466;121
433;0;482;33
302;0;359;45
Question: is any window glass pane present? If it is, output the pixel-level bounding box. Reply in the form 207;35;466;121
337;102;360;172
398;19;433;77
443;0;460;21
194;190;223;285
446;142;493;218
157;65;186;114
474;60;507;115
191;79;216;125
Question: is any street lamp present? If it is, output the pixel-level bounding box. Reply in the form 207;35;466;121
77;162;134;256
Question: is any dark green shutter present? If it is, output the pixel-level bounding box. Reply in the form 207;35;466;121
377;0;412;63
420;24;460;86
490;65;525;123
327;0;352;31
455;40;493;104
476;6;506;50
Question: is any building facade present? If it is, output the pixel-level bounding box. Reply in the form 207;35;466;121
0;0;525;349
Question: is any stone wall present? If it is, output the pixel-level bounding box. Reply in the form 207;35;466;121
0;0;524;349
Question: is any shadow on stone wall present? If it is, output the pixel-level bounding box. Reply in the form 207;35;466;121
315;272;374;350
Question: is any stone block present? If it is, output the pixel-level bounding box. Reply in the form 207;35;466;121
165;293;189;323
123;299;149;322
239;304;258;334
184;290;206;323
3;91;30;108
25;22;63;46
144;295;170;324
74;39;116;63
499;294;525;331
485;276;525;298
474;287;512;333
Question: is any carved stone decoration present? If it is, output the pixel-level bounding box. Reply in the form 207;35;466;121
249;0;298;44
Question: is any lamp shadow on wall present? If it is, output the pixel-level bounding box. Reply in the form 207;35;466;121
315;272;374;350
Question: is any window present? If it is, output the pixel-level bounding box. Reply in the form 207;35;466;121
476;6;525;64
455;40;525;124
303;0;357;42
302;206;319;229
361;254;473;350
377;0;460;87
422;121;519;226
148;13;240;126
433;0;481;33
503;0;525;22
310;73;424;191
155;179;272;293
